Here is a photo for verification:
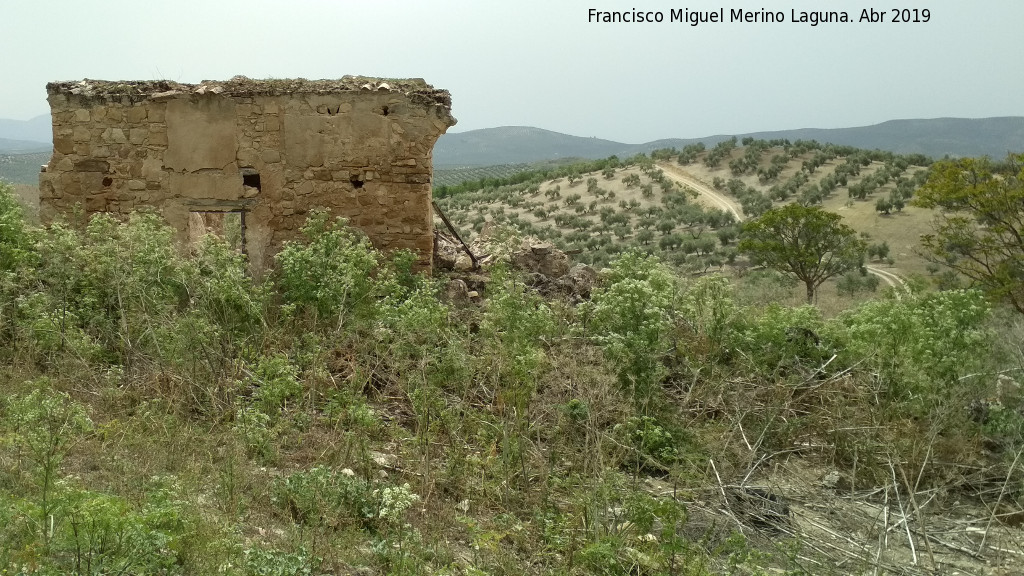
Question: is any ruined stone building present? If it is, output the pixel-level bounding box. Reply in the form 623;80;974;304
39;76;456;269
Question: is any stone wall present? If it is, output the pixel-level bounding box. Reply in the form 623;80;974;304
39;76;456;269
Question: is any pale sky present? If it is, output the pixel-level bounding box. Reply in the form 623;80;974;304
3;0;1021;143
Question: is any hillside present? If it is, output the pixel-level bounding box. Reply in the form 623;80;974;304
434;139;936;309
0;151;49;185
3;176;1024;575
738;117;1024;159
434;126;711;167
436;118;1024;167
0;116;52;185
0;114;52;144
0;137;50;154
0;114;52;143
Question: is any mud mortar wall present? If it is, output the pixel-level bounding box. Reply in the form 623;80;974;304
39;79;456;269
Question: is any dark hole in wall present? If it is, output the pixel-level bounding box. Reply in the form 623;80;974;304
350;174;364;189
241;168;261;191
380;106;389;116
242;173;261;191
102;177;113;187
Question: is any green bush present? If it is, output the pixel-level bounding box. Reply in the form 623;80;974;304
480;265;555;413
242;546;321;576
0;180;34;273
730;303;827;374
678;274;737;359
828;288;991;404
0;182;35;348
615;415;679;472
275;210;378;330
584;251;676;404
249;354;302;420
272;465;374;528
185;233;268;338
272;466;419;531
2;386;93;521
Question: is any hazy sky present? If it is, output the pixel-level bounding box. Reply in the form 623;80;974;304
3;0;1022;143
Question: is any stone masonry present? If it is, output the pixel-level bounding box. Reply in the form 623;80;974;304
39;76;456;269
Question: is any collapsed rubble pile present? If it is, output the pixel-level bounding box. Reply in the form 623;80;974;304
433;225;599;303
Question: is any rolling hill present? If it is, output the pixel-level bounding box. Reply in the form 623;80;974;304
0;137;50;155
3;114;1022;169
433;138;939;311
0;114;52;144
435;117;1024;167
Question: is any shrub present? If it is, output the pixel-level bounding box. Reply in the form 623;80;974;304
584;252;676;403
615;415;679;472
185;233;268;338
480;266;555;413
3;385;93;524
21;213;189;365
248;354;302;420
827;288;991;405
0;181;34;272
272;466;375;528
729;303;827;374
276;210;378;330
242;546;322;576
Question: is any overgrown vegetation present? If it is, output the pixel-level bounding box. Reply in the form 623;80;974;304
914;153;1024;314
2;178;1024;574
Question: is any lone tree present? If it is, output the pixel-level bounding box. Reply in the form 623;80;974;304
913;154;1024;314
739;204;865;303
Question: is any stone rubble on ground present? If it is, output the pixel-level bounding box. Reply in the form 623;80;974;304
434;225;599;302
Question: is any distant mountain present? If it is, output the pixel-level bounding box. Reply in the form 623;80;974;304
436;118;1024;166
432;126;662;167
737;117;1024;159
5;114;1021;167
0;138;51;154
0;114;52;144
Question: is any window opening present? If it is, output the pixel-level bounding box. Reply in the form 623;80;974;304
241;168;261;192
188;210;247;255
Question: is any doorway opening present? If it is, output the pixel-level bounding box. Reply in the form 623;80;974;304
188;209;247;255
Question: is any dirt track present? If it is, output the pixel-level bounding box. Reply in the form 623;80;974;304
657;162;910;293
658;163;744;221
864;265;907;290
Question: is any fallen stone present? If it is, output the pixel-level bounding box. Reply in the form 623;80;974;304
454;254;474;272
444;279;470;304
149;90;180;100
510;240;570;278
556;263;599;299
370;451;397;468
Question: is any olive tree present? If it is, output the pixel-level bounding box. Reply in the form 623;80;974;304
913;154;1024;313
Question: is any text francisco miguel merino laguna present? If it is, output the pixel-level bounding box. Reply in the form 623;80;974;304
587;7;931;26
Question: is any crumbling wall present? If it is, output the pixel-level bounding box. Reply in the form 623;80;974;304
39;77;456;269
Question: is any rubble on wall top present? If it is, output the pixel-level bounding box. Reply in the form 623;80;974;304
45;75;452;109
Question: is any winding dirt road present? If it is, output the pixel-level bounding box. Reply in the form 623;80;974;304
656;162;908;293
863;265;906;291
658;163;744;220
